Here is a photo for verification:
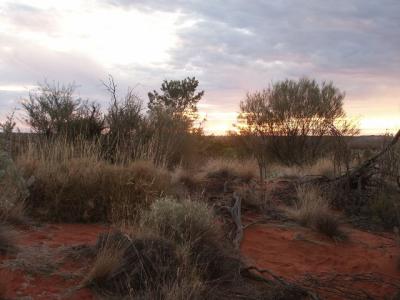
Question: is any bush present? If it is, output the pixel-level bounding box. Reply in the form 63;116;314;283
143;197;219;245
22;82;104;139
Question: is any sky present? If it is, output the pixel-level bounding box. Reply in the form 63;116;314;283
0;0;399;135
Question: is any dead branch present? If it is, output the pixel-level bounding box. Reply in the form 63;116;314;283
306;129;400;213
230;192;243;249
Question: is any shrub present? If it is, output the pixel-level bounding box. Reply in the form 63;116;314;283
22;82;104;139
143;197;218;245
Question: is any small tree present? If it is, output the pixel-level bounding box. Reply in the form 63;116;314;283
237;78;358;179
22;82;104;139
0;110;16;136
148;77;204;125
103;76;150;161
147;77;205;167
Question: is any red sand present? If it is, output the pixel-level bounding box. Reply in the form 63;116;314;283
241;221;400;298
1;220;399;299
0;224;107;300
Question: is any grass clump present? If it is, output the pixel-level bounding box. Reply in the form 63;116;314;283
286;185;346;240
18;153;171;222
202;158;257;183
84;198;251;299
0;225;17;255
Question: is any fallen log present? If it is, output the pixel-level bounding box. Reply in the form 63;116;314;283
307;129;400;213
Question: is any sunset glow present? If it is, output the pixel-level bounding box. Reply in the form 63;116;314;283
0;0;399;135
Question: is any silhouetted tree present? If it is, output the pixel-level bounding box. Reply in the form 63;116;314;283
237;78;358;178
148;77;204;124
22;82;104;139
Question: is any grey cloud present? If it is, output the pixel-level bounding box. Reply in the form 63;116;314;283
1;0;400;130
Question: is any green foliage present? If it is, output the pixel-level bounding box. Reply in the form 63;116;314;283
143;197;217;245
22;82;104;139
0;110;16;136
148;77;204;118
238;78;358;171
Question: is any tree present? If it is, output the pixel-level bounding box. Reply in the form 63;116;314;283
147;77;204;123
103;75;150;161
22;82;104;139
147;77;205;167
0;110;16;136
237;78;358;179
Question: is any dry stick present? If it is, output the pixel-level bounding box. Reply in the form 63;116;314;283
240;266;321;300
230;192;243;249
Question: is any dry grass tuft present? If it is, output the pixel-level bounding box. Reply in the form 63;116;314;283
84;198;246;298
0;201;28;226
2;245;58;275
0;273;7;300
286;185;346;239
82;232;126;291
143;198;241;282
269;158;336;179
287;185;330;227
84;230;181;297
201;158;258;183
18;152;171;222
171;166;203;193
0;225;17;255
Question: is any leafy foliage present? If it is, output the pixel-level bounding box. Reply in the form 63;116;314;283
22;82;104;139
237;78;358;177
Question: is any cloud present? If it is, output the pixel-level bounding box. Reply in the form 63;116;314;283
0;0;399;133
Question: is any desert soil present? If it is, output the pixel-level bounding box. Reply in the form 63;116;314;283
1;220;399;299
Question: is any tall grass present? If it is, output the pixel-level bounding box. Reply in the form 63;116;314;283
16;138;172;223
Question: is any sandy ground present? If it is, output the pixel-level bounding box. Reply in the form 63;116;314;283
241;220;400;299
1;219;399;299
